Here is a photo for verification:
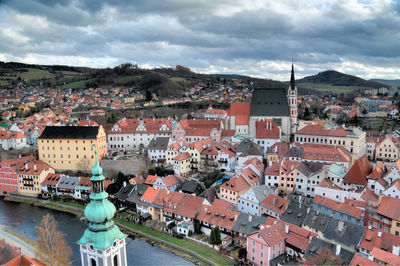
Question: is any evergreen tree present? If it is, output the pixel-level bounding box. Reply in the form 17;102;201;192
214;226;221;245
209;228;216;245
194;219;201;234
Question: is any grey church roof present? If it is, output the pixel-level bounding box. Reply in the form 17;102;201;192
235;139;263;156
250;88;290;117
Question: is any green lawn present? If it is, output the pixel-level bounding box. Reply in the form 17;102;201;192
18;68;56;80
51;200;86;209
298;82;368;93
171;77;190;84
62;78;94;89
115;219;232;265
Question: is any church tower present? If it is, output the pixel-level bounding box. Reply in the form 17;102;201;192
288;62;298;133
78;149;127;266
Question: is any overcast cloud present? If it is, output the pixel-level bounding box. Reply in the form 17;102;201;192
0;0;399;80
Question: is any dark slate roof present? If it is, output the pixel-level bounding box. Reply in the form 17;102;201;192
38;126;100;139
252;185;276;202
323;218;366;247
281;194;314;226
148;137;169;151
288;147;304;159
126;184;149;206
232;213;266;236
199;187;217;204
250;88;290;117
305;238;355;265
302;210;332;233
0;239;19;265
270;253;300;266
57;175;79;190
235;139;263;156
181;180;203;195
296;161;324;177
116;184;136;201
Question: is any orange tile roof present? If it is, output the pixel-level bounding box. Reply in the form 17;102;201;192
314;195;363;219
385;179;400;192
179;119;222;136
295;143;351;163
344;155;372;186
108;118;172;134
4;255;43;266
377;196;400;220
370;247;400;265
173;152;191;161
1;155;35;168
368;162;385;180
227;102;250;125
196;199;240;230
254;222;287;246
244;157;264;172
145;175;159;185
316;178;343;190
361;189;378;202
0;131;11;139
241;167;260;185
264;161;281;175
221;175;250;193
260;194;289;214
296;124;349;137
359;227;400;254
267;142;291;156
141;187;160;202
10;132;25;139
41;173;61;186
160;175;180;187
256;120;280;139
17;160;52;175
350;254;379;266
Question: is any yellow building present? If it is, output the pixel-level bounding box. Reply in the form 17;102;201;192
38;126;107;172
17;160;54;196
173;152;191;177
123;97;135;103
187;138;213;170
375;136;399;162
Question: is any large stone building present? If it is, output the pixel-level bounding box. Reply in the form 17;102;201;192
38;126;107;172
226;64;297;142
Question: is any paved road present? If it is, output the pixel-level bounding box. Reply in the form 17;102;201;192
0;225;37;258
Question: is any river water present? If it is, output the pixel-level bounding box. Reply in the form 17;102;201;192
0;199;193;266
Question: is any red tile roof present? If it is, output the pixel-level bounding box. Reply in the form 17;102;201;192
4;255;43;266
368;162;385;180
17;160;52;175
377;196;400;220
179;119;222;136
141;187;160;202
314;195;363;219
196;199;240;230
370;247;400;265
295;143;351;163
264;161;281;176
145;175;159;186
41;173;61;186
173;152;191;161
344;155;372;186
221;175;251;193
108;118;172;134
350;254;379;266
296;124;349;137
227;102;250;125
260;194;289;214
256;120;280;139
359;227;400;254
160;175;180;187
253;223;287;247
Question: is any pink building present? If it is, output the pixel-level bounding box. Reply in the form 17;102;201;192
247;223;287;266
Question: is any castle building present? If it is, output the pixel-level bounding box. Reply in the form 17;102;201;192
78;150;127;266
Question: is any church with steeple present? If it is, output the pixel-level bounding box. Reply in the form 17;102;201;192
288;62;298;134
78;149;127;266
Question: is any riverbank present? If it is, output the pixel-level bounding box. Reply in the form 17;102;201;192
0;224;37;259
2;195;233;266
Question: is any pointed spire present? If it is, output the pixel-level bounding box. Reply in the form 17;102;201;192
290;60;296;91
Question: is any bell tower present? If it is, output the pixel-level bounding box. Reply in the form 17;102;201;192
78;148;127;266
288;62;298;133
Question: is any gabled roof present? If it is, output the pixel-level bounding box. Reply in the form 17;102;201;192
173;152;191;161
17;160;52;175
232;213;266;236
145;175;158;186
148;137;170;151
359;227;400;254
227;102;250;125
343;155;372;186
255;120;280;139
221;175;250;193
141;186;160;203
4;255;43;266
38;126;100;139
158;175;180;187
235;139;263;156
305;238;355;265
178;119;221;136
42;173;61;186
250;88;290;117
313;195;363;219
260;194;289;214
371;247;400;265
323;217;366;247
251;222;287;247
350;254;379;266
377;196;400;220
296;124;349;137
384;179;400;193
196;199;240;230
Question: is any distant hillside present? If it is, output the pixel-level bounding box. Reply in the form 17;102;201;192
297;70;388;88
370;79;400;87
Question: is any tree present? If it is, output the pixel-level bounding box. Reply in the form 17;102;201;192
305;247;345;266
194;219;202;234
238;248;247;259
77;158;91;174
214;226;221;245
304;107;310;120
145;90;152;102
209;227;216;245
35;214;72;266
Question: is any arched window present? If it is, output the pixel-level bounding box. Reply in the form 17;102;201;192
114;255;118;266
90;258;96;266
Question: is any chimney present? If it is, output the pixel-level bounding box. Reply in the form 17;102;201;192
273;198;277;205
338;220;344;232
335;244;341;256
393;245;400;256
123;181;126;187
284;224;289;234
307;207;310;214
248;214;252;222
167;190;170;195
25;163;28;170
234;214;238;221
260;224;265;229
33;164;37;171
378;231;382;238
19;154;21;158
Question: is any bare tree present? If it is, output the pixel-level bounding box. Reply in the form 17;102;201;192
35;214;72;266
305;247;345;266
77;157;91;174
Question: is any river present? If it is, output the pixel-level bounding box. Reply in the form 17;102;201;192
0;199;193;266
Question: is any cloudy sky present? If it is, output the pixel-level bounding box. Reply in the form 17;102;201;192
0;0;399;81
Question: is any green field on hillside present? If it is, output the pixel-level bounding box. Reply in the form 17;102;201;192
17;68;56;79
171;76;190;84
298;82;369;93
62;78;94;89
